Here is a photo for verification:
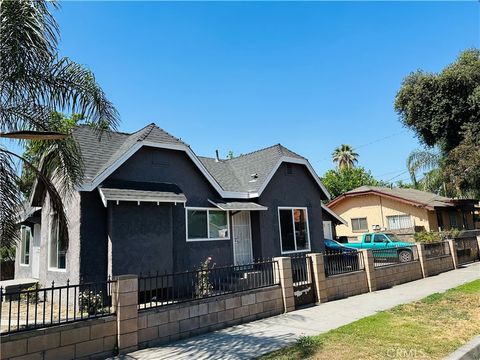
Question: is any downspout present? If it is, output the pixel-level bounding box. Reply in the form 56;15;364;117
379;196;385;228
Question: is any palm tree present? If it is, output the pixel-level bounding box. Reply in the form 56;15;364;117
406;149;449;195
0;1;119;249
332;144;359;170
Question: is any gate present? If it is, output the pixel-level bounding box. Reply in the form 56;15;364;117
455;237;479;265
291;254;315;308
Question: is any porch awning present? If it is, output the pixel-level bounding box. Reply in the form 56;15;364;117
99;185;187;207
208;199;268;211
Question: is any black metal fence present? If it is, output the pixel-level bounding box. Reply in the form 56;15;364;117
372;245;419;268
291;254;311;285
455;237;479;264
138;259;279;310
324;250;364;276
0;279;115;335
424;241;450;259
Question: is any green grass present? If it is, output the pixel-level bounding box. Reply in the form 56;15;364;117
260;280;480;360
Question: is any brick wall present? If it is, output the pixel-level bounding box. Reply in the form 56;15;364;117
136;286;283;349
425;256;454;276
375;261;423;290
325;271;369;300
0;317;117;360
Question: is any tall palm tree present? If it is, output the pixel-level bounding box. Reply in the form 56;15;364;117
0;1;119;249
332;144;359;170
406;149;448;195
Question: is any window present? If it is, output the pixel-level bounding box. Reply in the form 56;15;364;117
49;214;66;269
364;234;372;243
351;217;368;232
278;208;310;253
187;209;229;241
387;214;413;230
374;234;389;243
20;225;31;265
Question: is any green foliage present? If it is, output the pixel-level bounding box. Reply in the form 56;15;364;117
296;336;322;358
196;256;214;297
79;290;104;315
321;167;382;199
20;284;40;303
395;49;480;153
413;229;461;243
331;144;359;170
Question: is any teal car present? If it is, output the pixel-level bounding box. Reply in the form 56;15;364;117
345;232;415;263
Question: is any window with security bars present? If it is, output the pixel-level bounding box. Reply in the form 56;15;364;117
387;214;413;230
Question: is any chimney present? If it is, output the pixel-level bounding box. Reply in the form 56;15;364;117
215;150;220;162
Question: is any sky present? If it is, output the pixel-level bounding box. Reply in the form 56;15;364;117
54;1;479;183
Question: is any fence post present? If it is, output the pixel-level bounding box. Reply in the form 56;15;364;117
477;235;480;260
112;274;138;354
273;257;295;313
416;243;429;278
447;239;459;269
306;253;328;303
360;249;377;292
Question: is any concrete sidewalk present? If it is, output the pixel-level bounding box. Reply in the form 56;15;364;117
114;262;480;360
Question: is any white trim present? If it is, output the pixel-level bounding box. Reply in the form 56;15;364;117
19;225;31;266
321;203;347;225
277;207;312;254
185;207;231;242
76;142;330;200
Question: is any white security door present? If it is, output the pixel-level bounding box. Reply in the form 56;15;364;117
232;211;253;265
31;223;41;279
323;221;333;240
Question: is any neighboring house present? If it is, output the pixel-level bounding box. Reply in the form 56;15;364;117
15;123;332;286
327;186;478;240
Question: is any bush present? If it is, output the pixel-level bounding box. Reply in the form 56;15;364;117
195;256;214;297
79;290;104;315
414;229;461;243
20;283;40;303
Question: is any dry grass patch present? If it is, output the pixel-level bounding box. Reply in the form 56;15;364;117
260;280;480;360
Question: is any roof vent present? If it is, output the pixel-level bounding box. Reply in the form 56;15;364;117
215;150;220;163
249;173;258;183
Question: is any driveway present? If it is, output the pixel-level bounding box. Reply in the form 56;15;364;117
113;262;480;360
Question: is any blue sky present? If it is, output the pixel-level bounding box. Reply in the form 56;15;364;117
56;1;479;183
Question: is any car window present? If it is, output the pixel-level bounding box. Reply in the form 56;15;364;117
374;234;389;243
364;234;372;243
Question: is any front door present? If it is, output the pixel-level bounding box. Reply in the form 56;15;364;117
232;211;253;265
31;223;41;279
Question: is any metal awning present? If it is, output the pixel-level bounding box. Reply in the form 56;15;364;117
99;187;187;207
208;199;268;211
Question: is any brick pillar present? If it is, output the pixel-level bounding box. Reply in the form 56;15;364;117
416;243;429;278
360;249;377;292
307;253;328;303
273;257;295;313
112;275;138;354
447;239;459;269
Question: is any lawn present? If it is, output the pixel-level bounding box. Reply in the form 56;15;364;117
260;280;480;360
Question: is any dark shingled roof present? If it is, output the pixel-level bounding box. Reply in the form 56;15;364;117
72;124;324;196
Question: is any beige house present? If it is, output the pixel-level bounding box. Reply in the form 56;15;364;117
327;186;478;240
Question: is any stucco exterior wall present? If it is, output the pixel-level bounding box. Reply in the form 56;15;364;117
330;194;432;239
257;163;326;257
15;192;81;287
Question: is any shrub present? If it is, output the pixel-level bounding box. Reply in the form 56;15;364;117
196;256;214;297
20;283;40;303
414;229;461;243
79;290;104;315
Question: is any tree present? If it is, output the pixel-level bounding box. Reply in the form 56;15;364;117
321;167;381;199
395;49;480;153
0;1;119;249
332;144;359;170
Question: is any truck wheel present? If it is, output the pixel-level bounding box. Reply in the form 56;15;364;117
398;250;412;263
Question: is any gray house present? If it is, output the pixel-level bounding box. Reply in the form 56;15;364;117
15;124;341;285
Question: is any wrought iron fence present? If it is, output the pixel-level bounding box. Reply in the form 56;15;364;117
424;241;451;259
372;245;419;268
455;237;479;264
0;279;115;335
290;254;311;285
138;259;279;310
324;250;364;276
